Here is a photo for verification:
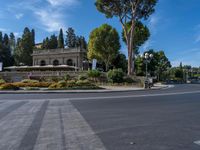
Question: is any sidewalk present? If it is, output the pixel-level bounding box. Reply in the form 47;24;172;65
0;84;173;94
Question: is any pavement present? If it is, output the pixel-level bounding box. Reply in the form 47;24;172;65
0;84;200;150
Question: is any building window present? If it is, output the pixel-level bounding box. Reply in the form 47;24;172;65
67;59;73;66
40;60;46;66
53;60;59;66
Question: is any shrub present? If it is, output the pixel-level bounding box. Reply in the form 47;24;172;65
0;79;6;85
123;76;135;84
76;80;92;86
21;79;39;83
0;83;19;90
78;74;88;81
48;83;58;89
107;69;124;83
58;80;67;87
64;74;70;81
13;82;51;88
88;70;101;78
67;80;76;87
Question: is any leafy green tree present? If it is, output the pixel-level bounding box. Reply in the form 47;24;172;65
75;36;87;49
0;33;13;66
122;21;150;55
66;27;76;48
3;34;9;47
14;27;33;65
9;33;15;55
49;34;58;49
135;55;145;76
42;37;50;49
0;32;3;45
175;68;183;79
112;53;127;72
88;24;121;71
95;0;158;75
58;28;64;48
135;49;171;80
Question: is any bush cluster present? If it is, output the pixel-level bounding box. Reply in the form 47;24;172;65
107;69;124;83
12;82;51;88
48;80;95;89
0;83;19;90
0;79;6;86
21;79;39;83
88;70;101;78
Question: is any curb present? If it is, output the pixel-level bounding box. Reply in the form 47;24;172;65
0;85;174;94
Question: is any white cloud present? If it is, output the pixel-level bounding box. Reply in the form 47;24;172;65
0;28;8;32
148;15;159;34
15;13;24;19
46;0;79;7
14;32;22;38
35;9;65;32
6;0;79;33
141;40;155;52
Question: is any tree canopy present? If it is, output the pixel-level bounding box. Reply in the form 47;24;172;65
88;24;121;71
122;21;150;55
95;0;158;75
58;29;64;48
14;27;34;66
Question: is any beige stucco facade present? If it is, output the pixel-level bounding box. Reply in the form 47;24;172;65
32;48;87;69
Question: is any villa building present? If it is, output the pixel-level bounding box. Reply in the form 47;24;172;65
32;47;87;69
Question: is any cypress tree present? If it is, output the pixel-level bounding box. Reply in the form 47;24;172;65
58;28;64;48
31;29;35;46
49;34;58;49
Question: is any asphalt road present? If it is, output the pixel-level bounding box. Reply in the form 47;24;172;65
0;84;200;150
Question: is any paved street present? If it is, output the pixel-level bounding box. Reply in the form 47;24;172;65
0;84;200;150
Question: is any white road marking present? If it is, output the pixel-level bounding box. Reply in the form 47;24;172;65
0;90;200;102
61;100;106;150
34;100;106;150
0;101;43;150
194;140;200;146
68;90;200;101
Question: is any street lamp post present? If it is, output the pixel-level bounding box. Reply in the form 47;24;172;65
144;53;153;89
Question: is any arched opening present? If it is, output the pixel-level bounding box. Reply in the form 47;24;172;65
40;60;46;66
67;59;73;66
53;60;59;66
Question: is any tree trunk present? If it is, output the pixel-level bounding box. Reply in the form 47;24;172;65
127;39;133;76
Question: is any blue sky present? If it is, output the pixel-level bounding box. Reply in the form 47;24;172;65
0;0;200;67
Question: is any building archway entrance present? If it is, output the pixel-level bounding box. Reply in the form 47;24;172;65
53;60;59;66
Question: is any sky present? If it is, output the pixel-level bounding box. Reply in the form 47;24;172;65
0;0;200;67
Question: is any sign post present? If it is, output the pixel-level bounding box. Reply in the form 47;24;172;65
0;62;2;72
92;59;97;70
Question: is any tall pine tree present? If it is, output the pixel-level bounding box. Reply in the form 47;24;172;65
49;34;58;49
66;27;76;48
31;29;35;46
9;33;15;55
14;27;33;65
58;28;64;48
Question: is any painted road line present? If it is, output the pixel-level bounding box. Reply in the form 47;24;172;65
0;101;27;120
68;90;200;101
0;101;43;150
18;101;49;150
61;100;106;150
34;101;67;150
